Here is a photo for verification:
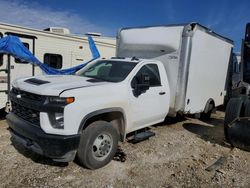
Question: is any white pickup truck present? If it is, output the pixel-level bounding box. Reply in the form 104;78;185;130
7;23;233;169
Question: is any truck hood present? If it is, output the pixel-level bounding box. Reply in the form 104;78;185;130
12;75;110;96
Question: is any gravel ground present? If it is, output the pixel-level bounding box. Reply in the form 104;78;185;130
0;111;249;188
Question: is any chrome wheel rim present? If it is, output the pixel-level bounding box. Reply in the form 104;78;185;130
92;133;113;161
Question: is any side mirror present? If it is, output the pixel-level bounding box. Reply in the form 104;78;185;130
132;73;150;97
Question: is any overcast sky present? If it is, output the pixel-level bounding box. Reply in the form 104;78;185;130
0;0;249;51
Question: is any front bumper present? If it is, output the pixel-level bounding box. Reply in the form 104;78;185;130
6;113;80;162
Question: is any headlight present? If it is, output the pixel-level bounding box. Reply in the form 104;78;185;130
49;112;64;129
48;97;75;105
47;96;74;129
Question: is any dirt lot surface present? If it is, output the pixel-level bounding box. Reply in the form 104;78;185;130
0;111;249;188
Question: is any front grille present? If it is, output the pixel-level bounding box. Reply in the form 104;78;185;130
12;102;40;126
12;88;45;102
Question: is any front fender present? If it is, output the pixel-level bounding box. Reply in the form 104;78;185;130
77;107;126;133
63;98;129;135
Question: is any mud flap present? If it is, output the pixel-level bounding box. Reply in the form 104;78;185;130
226;118;250;151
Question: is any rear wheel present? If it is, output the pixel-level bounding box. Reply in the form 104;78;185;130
77;121;118;169
200;101;214;120
200;109;212;120
224;98;243;141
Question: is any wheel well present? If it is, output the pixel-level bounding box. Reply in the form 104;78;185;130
81;111;125;142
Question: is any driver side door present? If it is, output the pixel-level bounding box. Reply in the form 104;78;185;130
128;63;169;132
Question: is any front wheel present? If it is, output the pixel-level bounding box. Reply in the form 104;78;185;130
77;121;118;169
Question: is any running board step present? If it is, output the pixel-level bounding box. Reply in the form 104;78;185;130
130;130;155;144
0;69;8;73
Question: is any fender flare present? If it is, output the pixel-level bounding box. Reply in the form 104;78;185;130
78;107;127;139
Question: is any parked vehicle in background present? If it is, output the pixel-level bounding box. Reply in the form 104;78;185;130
224;23;250;151
6;23;233;169
0;22;116;111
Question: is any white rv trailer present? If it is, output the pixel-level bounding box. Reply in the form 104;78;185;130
0;23;116;110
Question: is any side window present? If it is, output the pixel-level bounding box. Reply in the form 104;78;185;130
135;64;161;86
15;42;30;64
44;53;63;69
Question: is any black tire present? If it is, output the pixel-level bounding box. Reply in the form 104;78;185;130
200;102;214;120
224;98;243;141
77;121;118;169
200;109;212;120
0;108;7;119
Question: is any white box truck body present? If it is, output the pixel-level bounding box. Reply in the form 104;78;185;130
6;23;233;169
117;23;233;116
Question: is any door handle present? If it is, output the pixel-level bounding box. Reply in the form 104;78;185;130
159;92;166;95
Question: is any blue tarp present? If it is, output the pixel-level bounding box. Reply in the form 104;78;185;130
0;35;100;74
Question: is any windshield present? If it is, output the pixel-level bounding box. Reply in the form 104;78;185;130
78;60;137;82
